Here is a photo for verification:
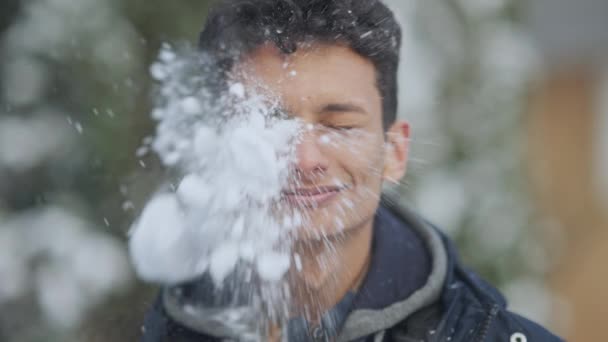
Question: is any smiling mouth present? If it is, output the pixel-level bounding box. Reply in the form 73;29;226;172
281;186;344;208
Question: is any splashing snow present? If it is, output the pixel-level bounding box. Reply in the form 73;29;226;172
129;45;302;288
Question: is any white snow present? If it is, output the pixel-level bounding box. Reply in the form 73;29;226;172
231;216;245;239
319;134;331;145
150;63;167;81
293;253;302;272
239;242;256;262
193;125;217;161
129;45;304;288
159;45;176;62
121;201;134;211
209;242;240;284
129;194;199;284
360;30;373;39
176;174;212;209
135;146;148;157
180;96;202;115
229;82;245;98
256;251;291;282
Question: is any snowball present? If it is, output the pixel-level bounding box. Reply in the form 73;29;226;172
129;194;196;284
130;46;304;303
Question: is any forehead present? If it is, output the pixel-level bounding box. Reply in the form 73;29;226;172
234;43;381;109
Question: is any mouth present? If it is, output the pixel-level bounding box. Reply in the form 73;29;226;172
281;186;344;208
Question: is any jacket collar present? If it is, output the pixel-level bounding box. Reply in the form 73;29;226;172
338;197;448;341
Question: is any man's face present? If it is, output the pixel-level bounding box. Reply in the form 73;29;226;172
236;43;409;240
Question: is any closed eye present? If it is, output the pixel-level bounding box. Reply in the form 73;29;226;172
326;124;356;131
320;103;367;115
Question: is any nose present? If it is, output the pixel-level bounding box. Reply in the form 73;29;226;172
294;129;329;178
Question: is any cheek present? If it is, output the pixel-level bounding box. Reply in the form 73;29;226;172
321;130;385;184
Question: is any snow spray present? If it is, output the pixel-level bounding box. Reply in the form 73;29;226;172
128;44;307;339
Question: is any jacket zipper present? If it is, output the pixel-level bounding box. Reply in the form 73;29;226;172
475;304;499;342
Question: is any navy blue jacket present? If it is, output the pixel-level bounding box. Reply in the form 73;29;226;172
398;232;563;342
141;201;564;342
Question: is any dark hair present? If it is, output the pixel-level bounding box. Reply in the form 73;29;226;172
199;0;402;129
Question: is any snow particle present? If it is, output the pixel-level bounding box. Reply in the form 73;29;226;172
294;253;303;272
180;97;202;115
360;31;373;39
209;243;240;285
256;252;290;282
229;82;245;98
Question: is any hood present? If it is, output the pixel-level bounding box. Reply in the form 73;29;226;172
337;197;448;341
161;195;449;341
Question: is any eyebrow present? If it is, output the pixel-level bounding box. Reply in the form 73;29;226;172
319;103;368;115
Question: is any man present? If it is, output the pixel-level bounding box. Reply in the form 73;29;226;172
142;0;563;341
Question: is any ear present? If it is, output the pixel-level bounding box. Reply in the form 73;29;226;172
382;120;410;184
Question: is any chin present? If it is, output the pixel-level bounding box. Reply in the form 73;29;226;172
278;185;379;243
289;212;371;245
291;224;347;242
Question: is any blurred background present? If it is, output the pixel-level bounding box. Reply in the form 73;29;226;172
0;0;606;341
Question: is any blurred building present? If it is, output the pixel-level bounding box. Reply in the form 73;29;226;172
524;0;608;340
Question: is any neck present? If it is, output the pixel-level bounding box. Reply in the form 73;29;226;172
288;219;374;322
